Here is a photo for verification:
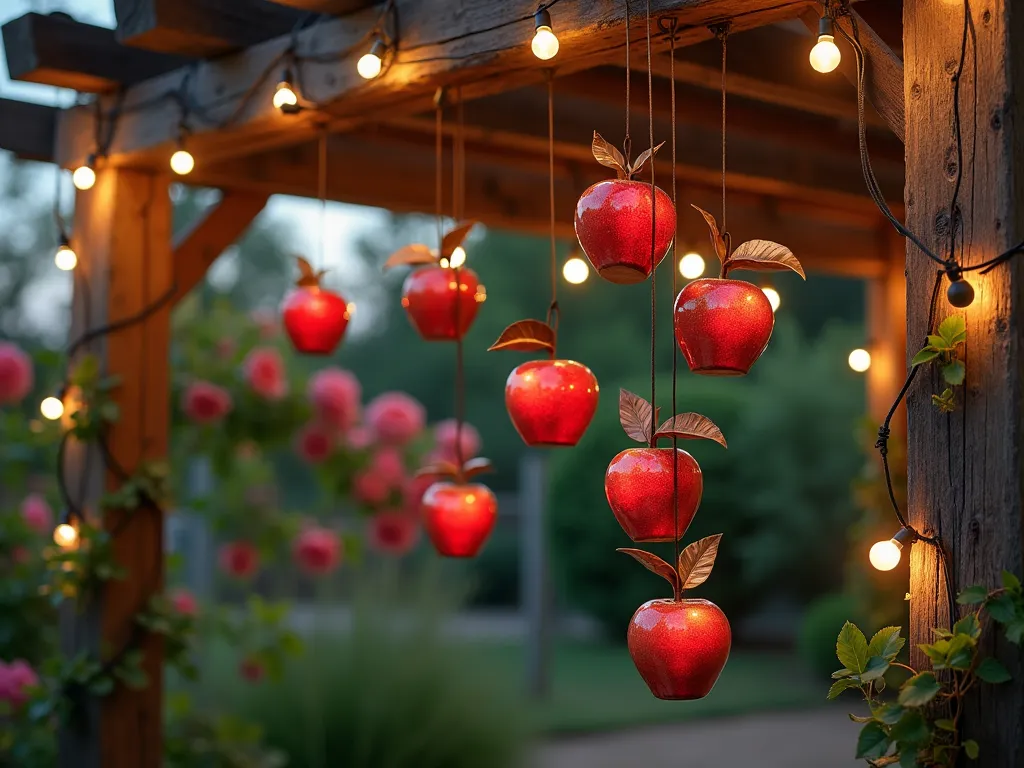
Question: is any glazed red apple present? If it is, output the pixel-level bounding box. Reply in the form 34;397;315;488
422;481;497;558
628;597;731;700
673;278;774;376
282;257;350;355
402;266;482;341
505;359;599;447
605;447;702;542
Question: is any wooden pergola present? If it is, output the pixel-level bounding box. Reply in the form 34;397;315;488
1;1;1020;765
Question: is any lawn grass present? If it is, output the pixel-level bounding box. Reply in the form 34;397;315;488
467;641;823;734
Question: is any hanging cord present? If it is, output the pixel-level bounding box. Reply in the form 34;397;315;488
623;0;632;164
945;0;971;265
645;0;657;446
434;87;445;250
452;88;467;467
317;126;328;270
711;23;730;233
546;70;559;337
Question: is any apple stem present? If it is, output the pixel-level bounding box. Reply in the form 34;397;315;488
672;583;681;602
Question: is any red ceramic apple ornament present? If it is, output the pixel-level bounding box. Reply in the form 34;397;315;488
418;456;497;558
282;257;351;355
575;133;676;285
605;389;726;542
384;221;485;341
619;535;731;700
674;205;805;376
488;319;599;447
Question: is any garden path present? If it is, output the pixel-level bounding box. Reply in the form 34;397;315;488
534;707;860;768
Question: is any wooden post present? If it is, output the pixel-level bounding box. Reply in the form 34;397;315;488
904;1;1024;762
60;168;172;768
866;227;907;432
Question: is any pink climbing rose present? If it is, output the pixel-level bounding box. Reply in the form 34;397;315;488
292;526;341;575
368;511;420;556
239;656;265;683
0;660;38;709
243;347;288;400
20;494;53;534
353;469;390;507
0;342;33;405
295;422;335;464
182;381;233;425
218;541;259;579
434;419;481;463
170;589;198;617
308;368;361;431
365;392;426;445
370;447;407;488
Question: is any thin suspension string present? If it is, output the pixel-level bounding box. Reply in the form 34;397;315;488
623;0;632;164
453;88;466;467
546;70;559;338
317;126;328;269
434;88;445;248
646;0;657;448
718;25;728;232
665;17;681;574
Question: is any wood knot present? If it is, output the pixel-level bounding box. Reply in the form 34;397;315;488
991;110;1003;131
982;9;992;24
996;317;1009;333
911;82;923;100
944;145;959;181
934;209;951;237
968;517;981;540
944;58;958;75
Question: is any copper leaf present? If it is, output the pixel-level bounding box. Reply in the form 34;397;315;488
690;204;728;262
440;220;478;259
383;243;437;271
725;240;805;279
628;141;665;179
415;461;460;479
487;320;556;352
617;548;680;593
619;388;655;444
295;255;324;288
462;457;494;479
677;534;723;591
592;132;627;177
654;413;727;448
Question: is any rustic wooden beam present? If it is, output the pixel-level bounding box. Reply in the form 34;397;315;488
60;168;172;768
905;1;1024;763
56;0;810;167
264;0;376;13
112;0;305;58
799;7;905;143
171;191;270;303
2;12;189;93
0;98;57;162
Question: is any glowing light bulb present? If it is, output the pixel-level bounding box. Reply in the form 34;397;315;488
847;348;871;372
679;252;705;279
40;396;65;421
762;286;781;312
869;539;902;571
72;163;96;191
357;53;382;79
170;149;195;176
54;522;78;549
563;256;590;284
532;9;559;60
273;73;299;112
809;17;841;73
449;246;467;269
55;243;78;271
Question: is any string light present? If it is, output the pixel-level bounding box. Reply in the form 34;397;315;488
848;348;871;373
170;147;195;176
563;256;589;284
449;246;467;269
761;285;781;312
532;9;559;61
53;517;79;549
869;527;914;572
809;15;841;74
357;39;387;79
678;251;705;279
946;268;975;308
54;237;77;271
273;69;300;113
72;154;97;191
40;395;65;421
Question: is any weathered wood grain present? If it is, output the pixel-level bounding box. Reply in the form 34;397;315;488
904;1;1024;763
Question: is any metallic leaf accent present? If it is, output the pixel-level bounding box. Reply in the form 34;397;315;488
295;255;325;288
462;457;494;479
618;388;655;445
690;204;729;262
725;240;805;279
415;460;460;479
487;319;555;352
591;131;627;178
440;220;478;259
383;243;437;271
654;413;727;448
628;141;665;179
617;548;680;594
677;534;723;591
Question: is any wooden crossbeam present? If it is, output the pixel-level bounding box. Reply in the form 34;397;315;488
112;0;305;58
264;0;376;13
0;98;57;162
55;0;810;167
2;12;189;93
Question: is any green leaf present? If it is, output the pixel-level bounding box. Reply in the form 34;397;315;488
957;585;989;605
987;594;1017;623
934;718;956;732
875;703;905;725
932;388;957;413
1006;619;1024;644
976;657;1012;684
837;621;870;674
937;315;966;346
849;713;874;723
911;348;940;367
953;614;982;640
1002;570;1022;592
890;709;930;746
856;721;891;760
942;360;966;386
832;668;854;679
899;748;920;768
898;672;941;707
919;641;948;665
926;335;947;350
964;739;980;760
861;655;891;681
828;678;860;700
869;626;906;660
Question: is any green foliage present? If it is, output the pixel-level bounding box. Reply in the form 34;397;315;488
800;594;868;677
912;316;967;412
829;574;1023;767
